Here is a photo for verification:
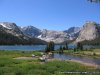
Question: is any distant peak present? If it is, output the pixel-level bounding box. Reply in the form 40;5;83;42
27;25;33;27
0;22;17;29
84;21;97;28
85;21;96;24
0;22;16;24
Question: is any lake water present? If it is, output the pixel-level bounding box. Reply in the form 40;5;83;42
0;45;61;51
0;44;76;51
52;53;100;65
0;45;99;51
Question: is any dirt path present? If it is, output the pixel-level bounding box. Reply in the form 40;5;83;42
13;57;37;60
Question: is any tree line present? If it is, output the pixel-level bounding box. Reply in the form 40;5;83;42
0;31;46;45
45;41;84;53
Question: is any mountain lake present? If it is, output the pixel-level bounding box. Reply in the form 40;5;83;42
0;45;100;65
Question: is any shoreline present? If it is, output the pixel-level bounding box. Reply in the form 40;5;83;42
45;58;100;68
70;53;100;59
1;50;100;68
59;50;100;59
67;59;100;69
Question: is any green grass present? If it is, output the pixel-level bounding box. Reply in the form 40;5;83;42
0;50;43;58
57;49;100;58
0;50;100;75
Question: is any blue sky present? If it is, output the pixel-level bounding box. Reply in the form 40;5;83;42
0;0;100;30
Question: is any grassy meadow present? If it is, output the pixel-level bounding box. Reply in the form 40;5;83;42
0;50;100;75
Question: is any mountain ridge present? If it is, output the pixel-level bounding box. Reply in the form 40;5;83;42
0;21;100;44
0;22;47;45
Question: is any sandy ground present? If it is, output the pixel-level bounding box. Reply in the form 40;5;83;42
13;57;37;60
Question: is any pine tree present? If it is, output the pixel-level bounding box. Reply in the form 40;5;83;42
45;41;55;52
59;45;63;53
65;42;68;50
60;46;63;50
63;46;66;50
77;42;83;50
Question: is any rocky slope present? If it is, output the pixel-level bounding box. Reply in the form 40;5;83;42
0;22;47;45
20;26;41;37
64;27;80;34
38;29;68;43
0;21;100;44
75;21;100;43
64;27;81;40
21;26;80;43
0;22;24;37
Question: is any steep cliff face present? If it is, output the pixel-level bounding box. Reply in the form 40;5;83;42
75;21;100;43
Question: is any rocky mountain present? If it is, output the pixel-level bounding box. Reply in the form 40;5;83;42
75;21;100;43
21;26;80;43
64;27;80;34
0;21;100;44
0;22;24;37
0;22;47;45
64;27;81;40
38;29;69;43
21;21;100;44
20;26;41;37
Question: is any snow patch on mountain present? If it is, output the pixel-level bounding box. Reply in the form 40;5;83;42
0;22;12;29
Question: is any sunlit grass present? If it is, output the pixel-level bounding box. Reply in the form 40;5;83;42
0;50;100;75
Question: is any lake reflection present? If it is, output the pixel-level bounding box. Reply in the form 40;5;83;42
51;53;100;65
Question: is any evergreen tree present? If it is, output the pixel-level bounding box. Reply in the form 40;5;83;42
45;41;55;52
63;46;66;50
65;42;68;50
74;48;77;52
77;42;83;50
60;46;63;50
59;45;63;53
